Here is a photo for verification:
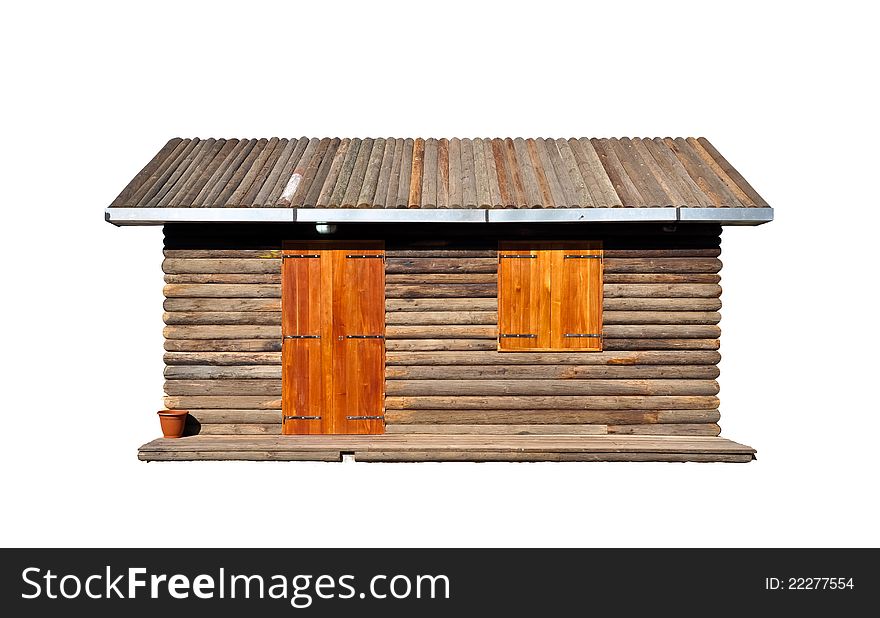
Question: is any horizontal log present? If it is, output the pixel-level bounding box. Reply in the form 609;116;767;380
386;310;723;327
604;325;720;339
165;274;281;284
385;409;721;424
194;423;282;435
386;339;496;351
386;424;609;435
386;338;719;352
164;284;280;298
164;340;282;352
604;258;721;274
383;326;722;340
603;298;721;311
386;311;498;325
164;396;281;409
163;258;280;274
164;249;283;259
386;325;495;339
385;395;719;410
163;312;282;325
604;339;719;350
385;365;719;380
164;298;282;312
603;284;721;298
602;248;720;258
164;379;281;396
164;352;282;365
384;423;720;436
164;325;280;340
387;298;497;311
385;350;721;366
603;311;720;325
603;273;720;284
386;284;496;298
607;423;720;436
386;379;719;396
165;365;282;379
185;409;281;423
385;258;497;273
385;274;497;284
385;297;723;312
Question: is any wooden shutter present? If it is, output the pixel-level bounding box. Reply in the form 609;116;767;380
498;241;603;352
282;242;385;435
330;247;385;434
550;242;603;350
281;248;327;434
498;243;551;350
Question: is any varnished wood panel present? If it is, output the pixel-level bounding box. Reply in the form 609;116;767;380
281;242;385;435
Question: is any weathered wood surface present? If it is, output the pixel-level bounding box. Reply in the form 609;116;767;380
160;233;729;439
164;284;281;298
164;340;281;352
385;339;719;351
164;352;281;365
385;395;719;410
165;365;281;379
123;137;767;210
137;434;755;463
385;297;722;312
385;350;721;365
164;274;282;284
164;379;280;396
385;423;720;436
164;298;282;312
385;380;719;396
386;365;719;379
163;312;282;325
163;395;282;409
385;409;721;424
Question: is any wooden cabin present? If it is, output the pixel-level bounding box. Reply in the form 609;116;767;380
106;137;772;462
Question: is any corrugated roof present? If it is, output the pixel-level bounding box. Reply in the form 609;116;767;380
110;137;769;210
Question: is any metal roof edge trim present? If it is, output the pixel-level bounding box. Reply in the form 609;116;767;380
105;207;773;226
105;208;295;225
677;207;773;225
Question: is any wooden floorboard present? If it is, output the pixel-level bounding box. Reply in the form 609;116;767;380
138;434;755;462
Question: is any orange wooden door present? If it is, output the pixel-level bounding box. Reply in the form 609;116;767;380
550;242;603;350
281;249;327;434
498;242;551;350
330;248;385;434
282;242;385;435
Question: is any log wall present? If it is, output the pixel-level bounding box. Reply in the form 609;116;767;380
162;224;724;437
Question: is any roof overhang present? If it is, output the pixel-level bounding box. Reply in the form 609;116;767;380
105;206;773;226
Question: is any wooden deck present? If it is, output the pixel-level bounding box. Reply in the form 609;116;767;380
138;434;755;463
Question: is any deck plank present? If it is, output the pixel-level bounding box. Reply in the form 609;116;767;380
138;434;755;462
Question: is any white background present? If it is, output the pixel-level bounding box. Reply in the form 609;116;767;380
2;0;878;548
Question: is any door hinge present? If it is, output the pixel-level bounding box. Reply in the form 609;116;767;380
499;333;538;338
346;415;385;421
500;254;536;259
345;334;385;339
283;335;320;339
282;254;320;258
346;254;385;259
563;254;602;259
283;415;322;421
563;333;602;338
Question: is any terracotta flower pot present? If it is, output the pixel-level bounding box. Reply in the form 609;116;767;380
157;410;188;438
